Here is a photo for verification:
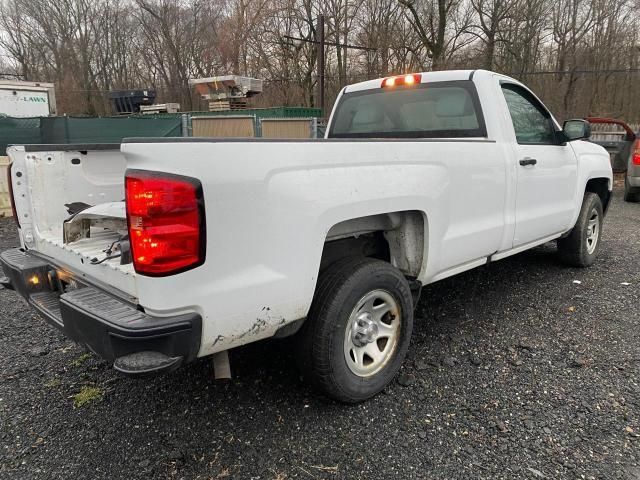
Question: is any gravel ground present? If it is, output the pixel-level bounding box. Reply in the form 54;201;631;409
1;187;639;480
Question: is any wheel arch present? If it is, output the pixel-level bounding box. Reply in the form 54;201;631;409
585;177;611;214
319;210;428;279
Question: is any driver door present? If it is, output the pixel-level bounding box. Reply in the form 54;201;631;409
501;83;578;247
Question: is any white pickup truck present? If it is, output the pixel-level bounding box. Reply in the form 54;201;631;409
1;70;612;402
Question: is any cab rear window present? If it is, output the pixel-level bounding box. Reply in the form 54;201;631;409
328;80;486;139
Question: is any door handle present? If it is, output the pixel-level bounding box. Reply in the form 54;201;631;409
519;157;537;166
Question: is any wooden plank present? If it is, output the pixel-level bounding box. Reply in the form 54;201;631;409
191;116;255;137
261;119;311;139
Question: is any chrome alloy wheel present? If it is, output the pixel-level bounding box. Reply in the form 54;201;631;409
586;209;600;255
343;289;401;377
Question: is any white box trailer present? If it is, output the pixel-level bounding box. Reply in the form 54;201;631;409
0;80;56;117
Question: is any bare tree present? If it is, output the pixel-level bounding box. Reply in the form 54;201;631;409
468;0;516;69
0;0;639;120
397;0;453;69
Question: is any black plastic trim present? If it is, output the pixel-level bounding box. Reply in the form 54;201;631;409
59;288;201;368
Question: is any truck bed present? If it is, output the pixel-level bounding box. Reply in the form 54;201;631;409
7;145;136;296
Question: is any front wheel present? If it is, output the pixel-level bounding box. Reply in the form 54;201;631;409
295;257;414;403
557;192;603;267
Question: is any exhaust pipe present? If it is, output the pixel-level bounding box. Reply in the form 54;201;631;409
212;351;231;379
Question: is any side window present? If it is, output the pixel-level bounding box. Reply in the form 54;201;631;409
501;85;556;145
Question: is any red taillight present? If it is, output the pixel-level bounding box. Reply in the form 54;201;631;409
381;73;422;88
633;140;640;166
125;170;205;276
6;162;19;227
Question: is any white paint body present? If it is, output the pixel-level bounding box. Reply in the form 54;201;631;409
7;70;612;358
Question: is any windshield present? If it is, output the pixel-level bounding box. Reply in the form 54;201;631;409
328;80;486;139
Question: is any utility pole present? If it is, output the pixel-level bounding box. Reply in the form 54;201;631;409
284;15;375;118
316;14;325;117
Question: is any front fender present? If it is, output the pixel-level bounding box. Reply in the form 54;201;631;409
569;140;613;225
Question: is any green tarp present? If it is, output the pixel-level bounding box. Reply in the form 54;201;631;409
0;107;322;155
0;117;42;155
0;115;182;155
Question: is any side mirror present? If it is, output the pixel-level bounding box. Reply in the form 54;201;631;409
563;119;591;141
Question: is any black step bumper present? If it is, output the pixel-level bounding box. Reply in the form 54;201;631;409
1;248;201;375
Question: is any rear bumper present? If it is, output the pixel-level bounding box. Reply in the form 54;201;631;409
627;175;640;188
1;248;201;375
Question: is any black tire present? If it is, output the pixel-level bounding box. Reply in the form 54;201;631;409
624;177;640;203
557;192;603;267
295;257;413;403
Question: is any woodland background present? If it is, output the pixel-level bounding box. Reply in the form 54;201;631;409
0;0;638;120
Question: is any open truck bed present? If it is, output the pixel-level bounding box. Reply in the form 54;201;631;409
7;144;136;295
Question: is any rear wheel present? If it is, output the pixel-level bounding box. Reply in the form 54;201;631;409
624;177;640;202
557;192;603;267
295;257;413;403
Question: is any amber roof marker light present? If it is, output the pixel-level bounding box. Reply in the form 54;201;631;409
381;73;422;88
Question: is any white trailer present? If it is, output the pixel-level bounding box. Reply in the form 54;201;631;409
0;80;56;117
